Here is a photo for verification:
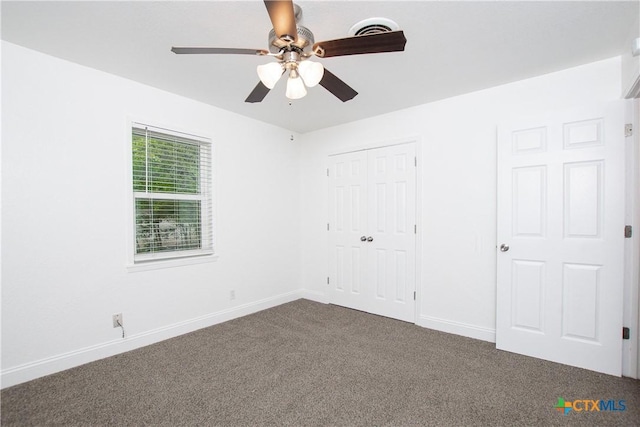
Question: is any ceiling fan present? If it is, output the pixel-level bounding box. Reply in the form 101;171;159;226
171;0;407;103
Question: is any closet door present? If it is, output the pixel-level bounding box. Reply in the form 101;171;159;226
329;143;417;323
366;144;417;322
328;150;369;313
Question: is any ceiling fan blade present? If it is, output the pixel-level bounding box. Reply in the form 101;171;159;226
172;47;269;56
313;31;407;58
264;0;298;43
319;68;358;102
245;81;271;103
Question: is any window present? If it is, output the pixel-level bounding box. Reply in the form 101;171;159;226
131;123;213;263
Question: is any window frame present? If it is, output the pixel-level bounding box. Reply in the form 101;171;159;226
126;120;217;272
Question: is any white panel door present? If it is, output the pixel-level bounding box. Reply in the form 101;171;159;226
366;144;417;322
496;103;625;375
328;150;368;312
329;143;416;323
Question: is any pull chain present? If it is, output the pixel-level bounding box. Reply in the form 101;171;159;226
289;101;294;141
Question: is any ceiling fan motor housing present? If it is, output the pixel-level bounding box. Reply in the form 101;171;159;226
268;25;315;54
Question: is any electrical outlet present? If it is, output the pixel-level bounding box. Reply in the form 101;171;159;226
230;290;236;301
112;313;123;328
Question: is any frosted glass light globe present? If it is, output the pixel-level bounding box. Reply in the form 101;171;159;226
298;60;324;87
257;62;283;89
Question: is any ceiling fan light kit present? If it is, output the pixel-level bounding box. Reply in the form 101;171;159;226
171;0;407;103
260;48;325;100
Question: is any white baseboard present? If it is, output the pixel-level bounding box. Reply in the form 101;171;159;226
2;291;496;389
417;315;496;343
299;289;329;304
1;290;303;389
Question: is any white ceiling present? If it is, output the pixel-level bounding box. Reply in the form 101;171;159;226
2;1;638;133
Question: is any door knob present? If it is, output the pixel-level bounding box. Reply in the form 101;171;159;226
500;244;509;252
367;236;374;242
360;236;367;242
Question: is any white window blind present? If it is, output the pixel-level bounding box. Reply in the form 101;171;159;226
132;123;213;262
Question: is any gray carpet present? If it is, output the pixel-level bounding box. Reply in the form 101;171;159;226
2;299;639;426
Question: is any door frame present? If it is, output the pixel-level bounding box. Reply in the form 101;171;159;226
327;136;422;324
624;98;640;378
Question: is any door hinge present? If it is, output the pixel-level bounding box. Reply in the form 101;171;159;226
625;123;633;137
414;224;417;234
625;225;632;238
327;277;330;285
623;327;630;340
327;168;329;177
327;223;330;231
414;157;417;167
413;291;416;300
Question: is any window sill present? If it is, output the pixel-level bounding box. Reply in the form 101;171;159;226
126;253;219;273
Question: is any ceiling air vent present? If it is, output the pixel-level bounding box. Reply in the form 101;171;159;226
348;18;400;36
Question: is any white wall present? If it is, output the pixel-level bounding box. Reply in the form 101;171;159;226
299;57;623;342
1;42;301;387
621;12;640;98
1;40;629;387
